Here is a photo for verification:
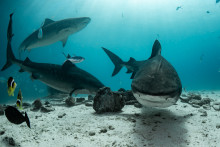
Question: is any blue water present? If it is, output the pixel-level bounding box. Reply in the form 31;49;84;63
0;0;220;103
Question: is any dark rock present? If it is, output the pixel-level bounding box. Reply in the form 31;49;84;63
41;106;55;112
134;103;142;108
31;99;42;111
85;102;93;107
76;97;85;103
213;101;220;105
213;105;220;111
44;101;50;105
198;109;207;116
192;104;200;108
126;100;138;105
117;90;136;102
22;102;31;107
0;130;5;135
216;123;220;129
201;98;211;105
99;128;107;133
89;131;95;136
65;97;75;107
181;93;202;103
109;125;115;130
3;137;16;146
203;104;211;110
0;104;4;115
181;94;187;97
58;113;66;118
118;88;126;92
88;95;94;101
93;87;125;113
188;93;202;100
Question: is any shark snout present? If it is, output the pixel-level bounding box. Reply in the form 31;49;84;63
82;17;91;24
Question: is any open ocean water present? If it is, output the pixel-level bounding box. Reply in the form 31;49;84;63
0;0;220;104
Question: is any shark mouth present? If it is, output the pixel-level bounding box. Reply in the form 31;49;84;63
132;90;179;108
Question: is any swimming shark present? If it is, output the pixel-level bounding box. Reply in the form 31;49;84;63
2;13;103;96
19;17;91;52
102;40;182;108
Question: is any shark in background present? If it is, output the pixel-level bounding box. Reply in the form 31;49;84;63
102;40;182;108
19;17;91;53
2;13;103;96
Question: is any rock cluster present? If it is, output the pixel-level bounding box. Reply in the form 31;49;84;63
212;102;220;111
93;87;125;113
31;99;55;113
3;136;16;146
117;88;142;107
180;93;212;109
65;97;75;107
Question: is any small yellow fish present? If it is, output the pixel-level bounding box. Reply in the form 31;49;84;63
7;77;17;96
16;89;23;110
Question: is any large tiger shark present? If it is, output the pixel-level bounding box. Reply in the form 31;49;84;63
102;40;182;108
19;17;91;52
2;13;103;96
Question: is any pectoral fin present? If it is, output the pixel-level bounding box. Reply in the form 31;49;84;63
31;73;41;80
130;72;136;79
61;37;68;47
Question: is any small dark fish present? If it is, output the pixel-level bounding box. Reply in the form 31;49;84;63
216;0;220;4
206;11;210;14
4;106;30;128
176;6;182;11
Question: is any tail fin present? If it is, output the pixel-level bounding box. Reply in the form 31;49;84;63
1;13;16;71
102;47;124;76
25;112;31;128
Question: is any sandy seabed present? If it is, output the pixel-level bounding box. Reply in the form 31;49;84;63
0;91;220;147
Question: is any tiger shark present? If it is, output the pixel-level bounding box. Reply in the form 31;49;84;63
2;13;103;96
19;17;91;52
102;40;182;108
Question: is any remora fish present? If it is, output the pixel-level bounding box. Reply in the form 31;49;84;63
63;52;85;64
19;17;91;52
102;40;182;108
2;13;103;96
5;106;30;128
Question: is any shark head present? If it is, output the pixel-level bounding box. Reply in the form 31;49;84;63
131;40;182;108
67;17;91;33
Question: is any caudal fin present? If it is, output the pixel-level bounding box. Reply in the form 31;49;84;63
25;112;31;128
1;13;16;71
102;47;124;76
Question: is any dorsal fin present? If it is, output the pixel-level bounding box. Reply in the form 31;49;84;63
128;57;136;64
43;18;55;27
149;40;161;59
62;60;76;70
24;57;31;63
67;54;71;58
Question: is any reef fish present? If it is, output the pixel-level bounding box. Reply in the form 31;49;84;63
7;77;17;96
16;89;23;110
5;106;30;128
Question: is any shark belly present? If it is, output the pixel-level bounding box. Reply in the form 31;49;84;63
133;91;179;108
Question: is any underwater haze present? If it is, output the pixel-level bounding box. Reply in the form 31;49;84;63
0;0;220;104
